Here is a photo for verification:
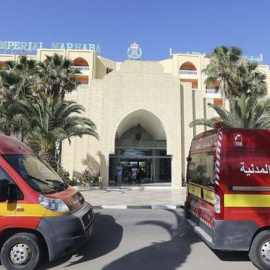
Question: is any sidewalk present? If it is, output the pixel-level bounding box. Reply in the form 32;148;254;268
79;186;187;209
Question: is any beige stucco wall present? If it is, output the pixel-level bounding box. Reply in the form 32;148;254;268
61;59;217;187
160;58;174;74
63;60;184;186
95;56;117;79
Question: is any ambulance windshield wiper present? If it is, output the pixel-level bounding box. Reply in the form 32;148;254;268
46;180;68;192
27;175;50;186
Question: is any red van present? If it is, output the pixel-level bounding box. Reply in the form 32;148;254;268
0;135;94;270
185;127;270;270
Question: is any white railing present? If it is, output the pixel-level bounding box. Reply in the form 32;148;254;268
71;66;89;75
206;88;218;94
179;70;198;79
179;70;197;75
71;66;89;71
206;88;222;98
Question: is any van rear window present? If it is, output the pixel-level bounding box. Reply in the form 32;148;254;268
188;151;215;188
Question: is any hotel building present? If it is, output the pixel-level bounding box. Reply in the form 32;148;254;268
0;43;269;187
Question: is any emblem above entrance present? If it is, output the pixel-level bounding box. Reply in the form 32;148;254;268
127;42;142;60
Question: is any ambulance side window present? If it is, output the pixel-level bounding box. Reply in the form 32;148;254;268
0;167;12;183
188;152;215;187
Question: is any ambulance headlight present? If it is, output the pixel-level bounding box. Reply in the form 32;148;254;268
38;195;69;212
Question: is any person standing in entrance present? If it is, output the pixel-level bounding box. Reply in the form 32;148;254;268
131;166;138;184
116;163;123;186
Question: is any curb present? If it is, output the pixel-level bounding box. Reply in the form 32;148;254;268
76;186;187;191
93;204;184;210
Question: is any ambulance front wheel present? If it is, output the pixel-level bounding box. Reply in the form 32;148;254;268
249;230;270;270
1;233;41;270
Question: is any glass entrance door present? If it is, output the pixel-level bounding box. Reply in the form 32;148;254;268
109;148;171;186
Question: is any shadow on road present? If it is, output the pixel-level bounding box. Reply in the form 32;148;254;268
40;212;123;269
102;209;199;270
39;209;252;270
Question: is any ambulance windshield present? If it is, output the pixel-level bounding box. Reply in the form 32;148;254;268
2;154;68;194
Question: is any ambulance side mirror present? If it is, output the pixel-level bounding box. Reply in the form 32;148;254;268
0;180;23;202
0;179;9;202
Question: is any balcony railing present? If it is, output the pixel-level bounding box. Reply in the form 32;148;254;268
179;70;197;75
71;66;89;75
206;87;222;98
206;88;217;94
179;70;198;79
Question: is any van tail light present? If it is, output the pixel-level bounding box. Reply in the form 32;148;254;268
214;185;224;220
214;194;220;213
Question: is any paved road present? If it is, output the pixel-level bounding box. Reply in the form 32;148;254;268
0;209;257;270
80;187;186;208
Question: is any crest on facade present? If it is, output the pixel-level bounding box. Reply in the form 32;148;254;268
127;42;142;60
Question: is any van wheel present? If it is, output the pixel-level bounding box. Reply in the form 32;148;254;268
0;233;40;270
249;230;270;270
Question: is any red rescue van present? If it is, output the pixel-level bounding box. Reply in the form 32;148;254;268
185;127;270;270
0;135;94;270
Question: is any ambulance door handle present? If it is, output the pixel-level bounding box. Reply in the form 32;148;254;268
16;206;25;212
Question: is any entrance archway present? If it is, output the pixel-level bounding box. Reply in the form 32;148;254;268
109;110;171;185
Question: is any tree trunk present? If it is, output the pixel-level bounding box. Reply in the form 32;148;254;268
38;149;56;169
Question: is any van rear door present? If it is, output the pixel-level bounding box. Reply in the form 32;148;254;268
185;131;218;239
187;151;216;229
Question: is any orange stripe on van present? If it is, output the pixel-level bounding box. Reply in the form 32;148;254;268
0;204;16;215
0;204;70;217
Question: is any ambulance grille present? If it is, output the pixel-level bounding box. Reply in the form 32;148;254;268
82;209;93;228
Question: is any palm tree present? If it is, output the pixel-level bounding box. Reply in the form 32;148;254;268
233;61;267;97
0;68;21;135
9;94;98;168
204;45;267;99
0;56;38;135
189;94;270;128
0;56;38;98
36;54;80;99
203;45;242;99
0;54;82;136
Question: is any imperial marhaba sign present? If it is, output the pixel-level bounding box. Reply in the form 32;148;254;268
0;41;101;54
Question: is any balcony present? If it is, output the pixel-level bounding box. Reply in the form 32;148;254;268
71;66;89;75
179;70;198;79
206;87;222;98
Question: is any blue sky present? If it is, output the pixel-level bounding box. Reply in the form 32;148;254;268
0;0;270;64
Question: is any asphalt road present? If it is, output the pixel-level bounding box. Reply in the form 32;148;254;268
0;209;257;270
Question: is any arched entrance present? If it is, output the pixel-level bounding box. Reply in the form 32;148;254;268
109;110;171;185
